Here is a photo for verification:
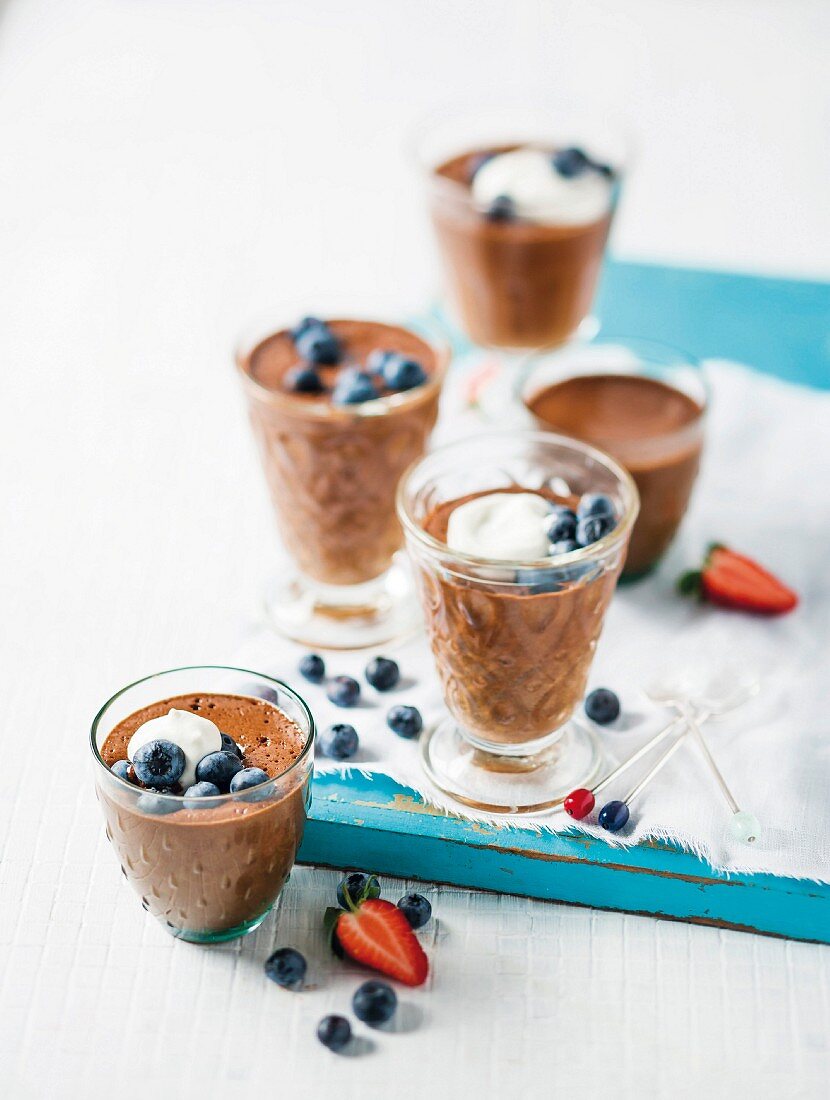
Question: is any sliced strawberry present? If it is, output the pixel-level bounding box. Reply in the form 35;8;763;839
678;543;798;616
336;898;428;987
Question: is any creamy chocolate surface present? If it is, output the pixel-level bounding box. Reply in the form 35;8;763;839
98;692;309;937
432;146;613;349
240;319;444;586
101;692;305;781
248;319;438;400
417;488;625;746
527;373;703;576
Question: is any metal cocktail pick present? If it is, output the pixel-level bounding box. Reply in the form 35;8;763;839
633;671;761;843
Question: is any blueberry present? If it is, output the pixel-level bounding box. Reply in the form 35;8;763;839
585;687;621;725
194;750;244;793
549;539;579;556
264;946;307;989
111;759;132;782
337;872;381;910
220;732;243;759
553;146;591;178
327;675;361;707
352;980;397;1026
183;781;221;808
576;514;615;546
290;315;325;341
299;653;326;684
485;194;516;222
317;1014;351;1052
284;365;324;394
386;705;423;739
132;739;186;788
136;792;180;816
545;507;577;543
365;656;400;692
230;767;270;796
381;356;427;392
320;723;359;761
577;493;616;520
397;892;432;930
598;799;630;833
366;349;396;376
332;369;377;406
295;324;341;366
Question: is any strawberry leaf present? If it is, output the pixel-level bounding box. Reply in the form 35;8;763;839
323;907;345;959
676;568;703;598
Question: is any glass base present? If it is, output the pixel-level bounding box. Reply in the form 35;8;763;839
164;908;271;944
420;715;603;814
264;553;422;651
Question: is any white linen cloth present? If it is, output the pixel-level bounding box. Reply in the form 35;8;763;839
235;361;830;883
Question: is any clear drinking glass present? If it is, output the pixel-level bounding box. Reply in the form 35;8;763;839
397;431;638;813
521;336;707;578
236;315;449;649
412;102;630;350
91;667;315;943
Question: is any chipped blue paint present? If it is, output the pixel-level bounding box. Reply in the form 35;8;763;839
300;772;830;943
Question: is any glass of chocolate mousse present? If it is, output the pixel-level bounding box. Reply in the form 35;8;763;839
398;431;638;814
91;667;314;943
236;315;449;649
521;337;707;579
413;104;628;350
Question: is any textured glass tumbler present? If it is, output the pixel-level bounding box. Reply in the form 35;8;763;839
91;667;314;943
397;431;638;813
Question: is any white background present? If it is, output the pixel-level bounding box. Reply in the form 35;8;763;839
1;1;829;1098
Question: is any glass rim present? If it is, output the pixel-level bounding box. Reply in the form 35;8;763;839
519;333;710;440
89;665;316;803
396;428;640;573
234;314;451;420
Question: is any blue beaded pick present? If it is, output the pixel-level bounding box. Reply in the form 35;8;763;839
598;799;630;833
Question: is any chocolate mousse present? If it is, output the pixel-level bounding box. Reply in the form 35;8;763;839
430;145;617;348
417;488;622;747
98;693;309;939
526;373;704;576
238;319;445;587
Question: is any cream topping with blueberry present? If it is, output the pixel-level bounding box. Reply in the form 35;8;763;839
446;489;618;562
127;709;223;790
472;147;613;226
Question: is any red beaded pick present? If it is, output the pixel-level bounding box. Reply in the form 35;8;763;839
564;787;595;819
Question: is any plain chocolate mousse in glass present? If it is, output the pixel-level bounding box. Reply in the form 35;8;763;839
236;316;448;649
398;431;638;814
92;668;314;943
414;106;627;349
522;338;707;578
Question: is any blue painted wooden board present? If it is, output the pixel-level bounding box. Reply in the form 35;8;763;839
297;260;830;943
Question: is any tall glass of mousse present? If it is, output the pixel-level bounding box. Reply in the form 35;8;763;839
398;431;638;813
236;314;449;649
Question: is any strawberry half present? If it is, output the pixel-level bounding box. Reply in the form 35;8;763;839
678;543;798;616
334;898;428;987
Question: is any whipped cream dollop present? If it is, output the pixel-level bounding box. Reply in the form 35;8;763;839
472;148;612;225
446;492;552;561
127;709;223;789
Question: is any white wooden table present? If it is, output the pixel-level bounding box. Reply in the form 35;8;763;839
1;2;828;1096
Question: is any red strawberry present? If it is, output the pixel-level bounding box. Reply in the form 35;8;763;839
678;543;798;616
335;898;428;987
